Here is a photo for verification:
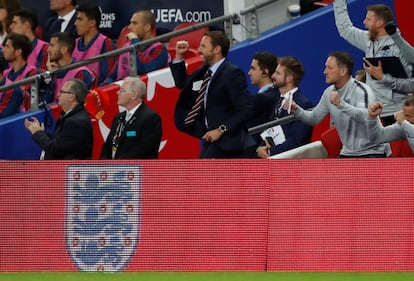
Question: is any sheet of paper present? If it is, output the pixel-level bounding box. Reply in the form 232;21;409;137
260;125;286;146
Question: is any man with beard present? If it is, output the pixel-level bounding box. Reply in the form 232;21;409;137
170;31;253;158
45;32;95;103
286;52;390;158
333;0;414;126
256;56;313;158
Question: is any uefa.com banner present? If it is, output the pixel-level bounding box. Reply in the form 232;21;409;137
21;0;224;39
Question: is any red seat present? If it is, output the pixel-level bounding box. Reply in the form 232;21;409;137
320;127;342;158
167;47;199;60
20;91;31;112
168;22;208;50
116;25;131;49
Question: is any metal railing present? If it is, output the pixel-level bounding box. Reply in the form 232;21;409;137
0;13;239;111
239;0;280;39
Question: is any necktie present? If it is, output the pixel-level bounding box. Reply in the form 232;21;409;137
125;112;132;123
54;18;64;33
275;96;285;119
184;69;212;125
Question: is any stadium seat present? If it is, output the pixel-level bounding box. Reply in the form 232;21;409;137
168;22;208;50
20;91;31;112
167;47;199;60
320;127;341;158
116;25;131;49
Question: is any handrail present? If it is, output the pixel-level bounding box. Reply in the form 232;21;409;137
239;0;280;15
248;115;296;135
0;13;239;110
248;107;315;135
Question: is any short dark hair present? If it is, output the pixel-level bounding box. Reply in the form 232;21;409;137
204;31;230;57
253;52;278;76
136;10;156;30
367;4;393;24
13;8;38;33
66;78;88;104
76;3;101;28
277;56;305;86
5;32;32;61
51;32;75;54
329;51;354;76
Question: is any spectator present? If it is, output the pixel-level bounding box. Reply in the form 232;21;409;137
170;32;254;158
43;0;77;42
45;32;95;103
2;33;38;96
101;77;162;159
10;8;49;70
0;50;23;118
256;56;313;158
333;0;414;126
243;51;279;157
73;3;115;85
367;96;414;154
287;51;390;158
0;0;21;44
24;78;93;160
103;10;170;85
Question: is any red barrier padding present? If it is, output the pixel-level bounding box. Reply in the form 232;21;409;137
2;159;414;272
267;159;414;271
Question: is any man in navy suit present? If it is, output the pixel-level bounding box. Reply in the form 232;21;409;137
43;0;78;42
256;56;313;158
243;51;280;157
100;76;162;159
170;31;253;158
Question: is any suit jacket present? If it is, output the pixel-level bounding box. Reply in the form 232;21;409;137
101;103;162;159
170;59;253;157
32;104;93;160
43;11;78;42
268;89;314;155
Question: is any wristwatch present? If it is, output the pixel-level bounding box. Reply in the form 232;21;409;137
218;124;228;133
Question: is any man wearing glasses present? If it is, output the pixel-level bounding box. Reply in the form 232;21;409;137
100;76;162;159
24;78;93;160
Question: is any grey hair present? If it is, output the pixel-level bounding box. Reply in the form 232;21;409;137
66;78;88;103
124;76;146;100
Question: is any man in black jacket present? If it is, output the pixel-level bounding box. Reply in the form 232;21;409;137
100;76;162;159
24;78;93;159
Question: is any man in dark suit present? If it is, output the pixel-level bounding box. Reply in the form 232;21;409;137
43;0;78;42
256;56;313;158
243;51;280;157
170;31;253;158
100;77;162;159
24;78;93;160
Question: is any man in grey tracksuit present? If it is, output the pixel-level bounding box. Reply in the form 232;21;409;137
367;96;414;154
333;0;414;126
287;52;390;157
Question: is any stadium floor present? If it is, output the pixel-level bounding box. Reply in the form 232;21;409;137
1;272;414;281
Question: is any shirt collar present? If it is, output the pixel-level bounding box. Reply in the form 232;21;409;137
126;102;142;118
258;83;274;93
209;58;225;77
59;9;76;23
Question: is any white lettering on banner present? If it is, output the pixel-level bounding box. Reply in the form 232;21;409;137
152;8;211;23
100;11;116;29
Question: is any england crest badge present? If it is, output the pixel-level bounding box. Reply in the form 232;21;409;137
65;164;141;272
